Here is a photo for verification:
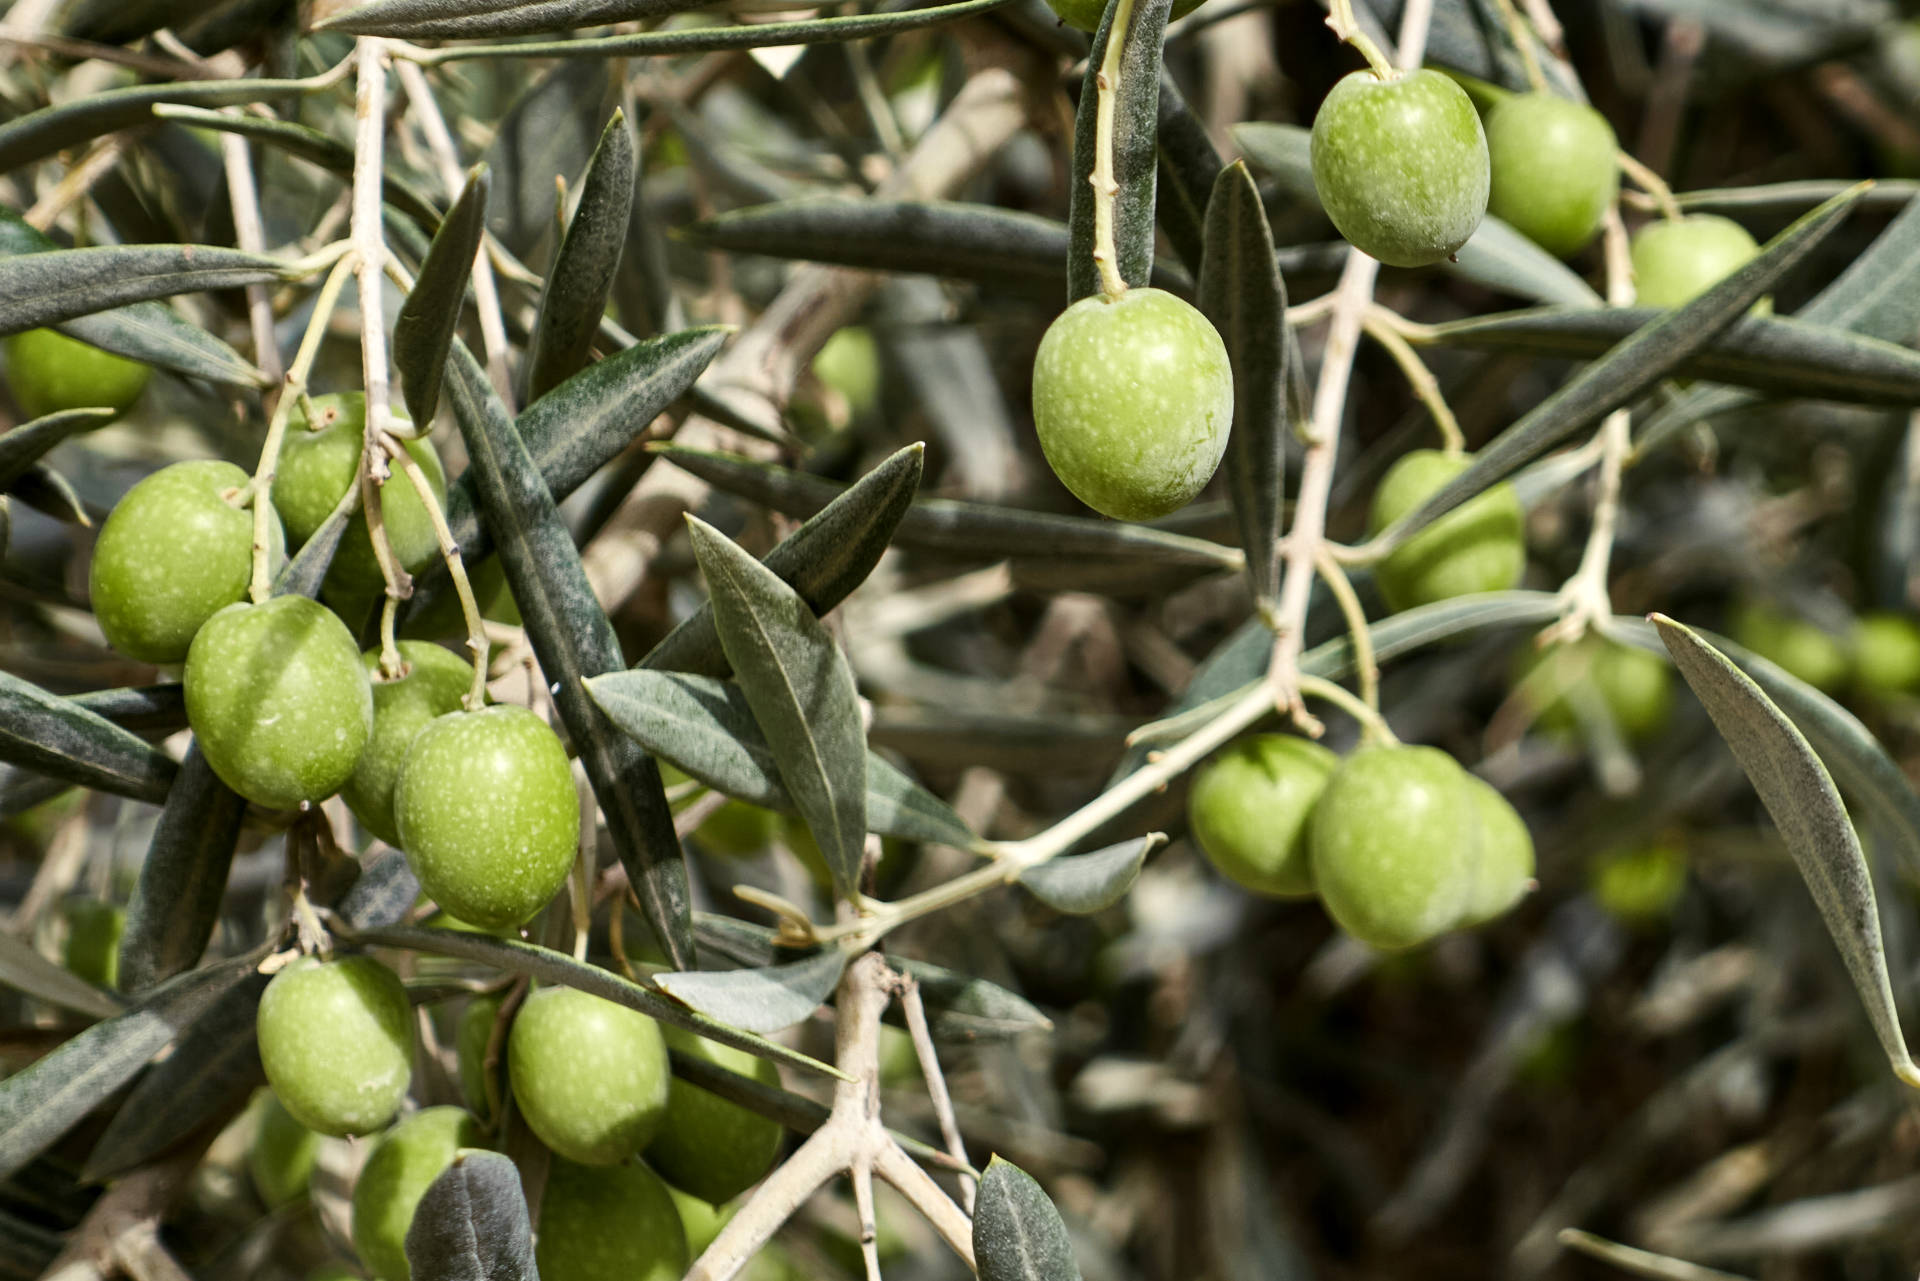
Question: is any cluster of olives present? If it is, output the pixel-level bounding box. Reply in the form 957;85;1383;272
1732;601;1920;703
1512;633;1674;743
251;954;785;1280
1189;733;1534;950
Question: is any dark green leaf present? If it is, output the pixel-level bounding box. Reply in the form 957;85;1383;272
60;0;212;42
322;0;713;35
1198;160;1288;604
1018;834;1159;914
0;409;115;491
585;669;979;848
527;113;634;403
7;462;88;525
654;948;849;1034
397;165;490;428
974;1157;1084;1281
0;245;291;339
339;850;425;930
654;446;1239;571
641;443;923;678
483;59;612;259
443;345;692;968
1154;71;1221;278
271;485;357;600
0;78;324;175
614;146;678;340
1652;615;1920;1088
0;672;175;803
117;745;245;994
887;955;1053;1042
1673;180;1918;217
686;518;869;899
1068;0;1174;301
405;1151;537;1281
0;932;122;1022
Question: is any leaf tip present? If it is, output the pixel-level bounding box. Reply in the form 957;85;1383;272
1897;1059;1920;1091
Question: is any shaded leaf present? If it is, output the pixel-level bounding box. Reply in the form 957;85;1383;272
405;1151;537;1281
1154;70;1222;278
117;744;245;994
271;488;356;600
1652;615;1920;1088
1018;835;1160;915
483;59;611;258
887;955;1053;1042
322;0;713;34
0;932;122;1022
1068;0;1174;301
975;1157;1084;1281
0;409;116;490
397;165;491;428
0;672;176;804
338;850;425;931
0;78;324;175
7;463;89;525
654;948;849;1035
1198;160;1289;605
686;518;869;899
0;245;291;339
527;112;633;403
444;344;693;969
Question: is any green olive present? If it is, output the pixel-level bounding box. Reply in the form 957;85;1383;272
1367;449;1526;612
507;986;669;1166
1589;842;1688;923
60;897;124;990
1187;735;1338;898
669;1185;734;1258
255;955;414;1137
1483;92;1619;257
246;1087;320;1208
5;328;150;420
1851;612;1920;699
350;1107;485;1281
536;1158;688;1281
1457;776;1534;927
454;993;504;1122
1730;602;1850;693
692;799;782;858
1630;215;1764;309
342;642;473;847
1515;636;1673;742
645;1026;783;1207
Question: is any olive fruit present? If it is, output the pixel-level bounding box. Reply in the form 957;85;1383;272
342;642;473;846
1853;612;1920;699
1367;449;1525;612
1030;287;1232;522
1310;69;1490;268
507;986;669;1166
1309;745;1476;950
184;596;373;809
1042;0;1203;34
5;328;150;420
1483;92;1618;257
246;1088;320;1208
89;460;284;664
692;799;781;858
350;1107;485;1281
60;897;124;989
645;1026;783;1206
256;955;414;1137
455;993;504;1121
1517;636;1673;742
670;1185;733;1258
1457;776;1534;927
535;1158;688;1281
271;393;446;615
1187;735;1338;898
1730;602;1849;693
1630;215;1763;309
1589;842;1687;923
391;705;578;930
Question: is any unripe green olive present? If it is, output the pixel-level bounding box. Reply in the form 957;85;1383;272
1367;449;1525;612
1187;735;1337;899
1851;612;1920;700
1730;602;1849;693
350;1107;485;1281
256;955;414;1137
1457;776;1534;927
60;897;124;990
392;705;578;929
507;986;669;1166
1041;0;1203;34
669;1184;733;1258
1310;69;1490;268
1483;92;1618;257
342;642;473;847
1630;215;1764;310
535;1158;687;1281
692;799;782;858
89;460;284;664
1515;636;1673;742
246;1087;320;1208
645;1026;783;1207
184;596;374;809
455;993;504;1122
1031;287;1232;522
1309;745;1476;950
5;328;150;420
1589;842;1687;923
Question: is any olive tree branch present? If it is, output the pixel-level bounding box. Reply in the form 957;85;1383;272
1314;545;1379;712
220;113;284;390
1617;149;1682;222
1088;0;1137;300
386;438;490;709
899;975;976;1213
1363;304;1463;453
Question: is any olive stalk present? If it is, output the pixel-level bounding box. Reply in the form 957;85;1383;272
1617;148;1684;222
1363;303;1464;453
1487;0;1549;94
1297;674;1398;745
386;442;491;711
1324;0;1396;80
1314;546;1380;714
1087;0;1137;300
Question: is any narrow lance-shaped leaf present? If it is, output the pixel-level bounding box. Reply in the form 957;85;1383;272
444;344;693;969
527;111;634;403
0;409;115;489
0;671;176;803
483;59;611;258
322;0;719;36
686;518;869;900
0;932;122;1022
405;1152;537;1281
0;78;327;175
1198;160;1289;605
1018;834;1161;915
396;165;491;428
0;244;292;339
1653;614;1920;1089
117;744;246;994
1067;0;1174;301
654;948;849;1035
974;1157;1085;1281
1154;71;1222;278
1368;184;1867;561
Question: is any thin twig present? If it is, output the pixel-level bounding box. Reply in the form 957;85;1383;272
220;116;284;389
387;441;490;708
898;977;976;1213
1617;150;1682;222
1363;304;1463;452
1489;0;1549;94
1313;545;1378;713
24;132;133;231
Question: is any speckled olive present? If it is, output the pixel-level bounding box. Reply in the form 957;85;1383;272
1367;449;1525;612
89;460;284;664
1630;215;1763;309
246;1088;320;1208
507;986;669;1166
1457;776;1534;927
271;393;445;618
391;704;577;929
536;1157;687;1281
1030;287;1232;522
256;955;414;1137
1308;745;1476;950
1484;92;1618;257
350;1107;485;1281
1516;636;1673;742
1310;69;1489;268
1730;602;1850;693
455;993;504;1121
1187;735;1337;899
645;1026;783;1206
1852;612;1920;699
342;642;473;847
184;596;372;808
1042;0;1203;34
5;328;150;420
61;897;123;990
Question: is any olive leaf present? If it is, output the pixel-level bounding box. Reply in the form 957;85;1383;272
338;850;425;931
117;745;247;994
0;78;326;174
653;948;850;1035
1018;834;1161;915
404;1151;538;1281
7;462;89;525
1155;72;1223;278
526;112;633;404
1652;615;1920;1089
395;165;491;428
1065;0;1174;302
686;517;869;901
0;931;123;1022
319;0;708;35
483;59;612;258
0;672;177;804
0;409;116;490
974;1156;1085;1281
0;244;293;338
